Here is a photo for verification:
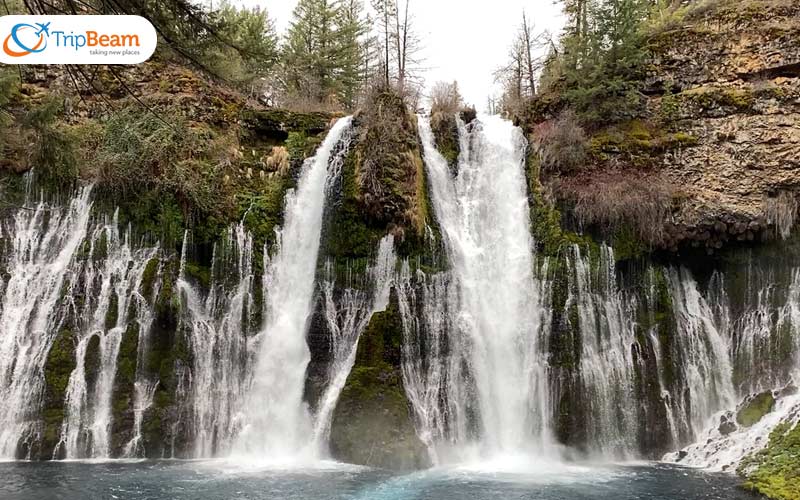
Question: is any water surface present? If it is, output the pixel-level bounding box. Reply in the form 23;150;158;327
0;461;756;500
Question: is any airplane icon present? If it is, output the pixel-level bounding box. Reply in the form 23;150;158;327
34;22;51;37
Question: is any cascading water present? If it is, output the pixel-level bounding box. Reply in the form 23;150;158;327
177;226;254;458
667;268;736;437
568;244;639;457
416;114;551;463
311;234;397;451
0;185;94;459
57;210;157;459
232;116;353;461
664;266;800;470
397;262;462;463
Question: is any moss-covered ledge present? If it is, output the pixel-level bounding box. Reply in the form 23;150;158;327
242;109;338;142
329;289;430;471
738;419;800;500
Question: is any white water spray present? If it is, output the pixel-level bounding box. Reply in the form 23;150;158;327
232;116;353;461
0;186;93;459
416;114;551;463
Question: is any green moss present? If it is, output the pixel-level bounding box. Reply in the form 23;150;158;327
285;131;323;162
589;121;697;161
104;292;119;330
42;327;76;457
140;258;160;303
736;391;776;427
93;230;109;262
184;261;212;290
739;421;800;500
44;328;76;404
325;148;384;263
430;112;459;169
85;334;101;389
110;322;139;454
611;225;648;261
526;149;595;256
329;292;429;470
238;173;293;251
676;86;756;114
634;268;679;391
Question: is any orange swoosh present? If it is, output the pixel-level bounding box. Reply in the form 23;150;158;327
3;32;44;57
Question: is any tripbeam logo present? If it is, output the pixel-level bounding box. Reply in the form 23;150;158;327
0;15;156;64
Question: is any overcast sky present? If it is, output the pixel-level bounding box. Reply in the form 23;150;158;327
230;0;565;109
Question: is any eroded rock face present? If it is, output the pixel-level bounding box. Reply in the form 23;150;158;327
646;0;800;89
538;0;800;255
329;290;430;471
648;0;800;252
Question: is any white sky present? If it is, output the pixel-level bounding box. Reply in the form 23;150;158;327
231;0;565;109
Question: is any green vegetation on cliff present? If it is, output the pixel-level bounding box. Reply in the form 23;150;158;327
329;291;430;470
41;327;77;459
739;420;800;500
323;88;438;276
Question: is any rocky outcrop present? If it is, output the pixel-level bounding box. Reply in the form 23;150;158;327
530;0;800;257
329;290;430;470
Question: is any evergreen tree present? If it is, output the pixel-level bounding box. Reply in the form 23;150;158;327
335;0;369;109
283;0;341;105
216;3;279;78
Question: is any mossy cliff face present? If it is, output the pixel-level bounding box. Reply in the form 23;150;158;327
307;90;440;446
324;90;434;260
738;419;800;500
329;290;430;470
1;58;337;255
524;0;800;258
38;326;77;460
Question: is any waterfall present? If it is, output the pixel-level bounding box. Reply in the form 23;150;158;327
664;266;800;470
569;245;639;457
232;116;353;460
311;234;397;452
416;114;551;463
397;264;463;463
0;185;94;459
177;226;254;458
58;210;157;459
667;268;736;436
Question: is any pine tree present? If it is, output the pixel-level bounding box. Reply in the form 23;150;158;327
283;0;341;104
335;0;369;109
215;3;279;82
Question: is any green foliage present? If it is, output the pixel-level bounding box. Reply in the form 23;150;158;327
285;131;322;161
430;111;459;169
22;98;78;187
94;106;234;244
526;149;594;256
736;391;776;427
283;0;369;110
0;68;18;159
238;174;292;250
205;2;279;86
739;421;800;500
326;149;384;261
545;0;653;126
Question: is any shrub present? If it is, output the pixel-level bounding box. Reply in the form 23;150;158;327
556;170;676;245
22;97;78;187
534;109;589;173
94;106;235;222
0;68;18;161
429;81;464;116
